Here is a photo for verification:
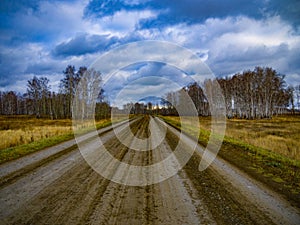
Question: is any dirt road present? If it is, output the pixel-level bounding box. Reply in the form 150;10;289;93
0;116;299;224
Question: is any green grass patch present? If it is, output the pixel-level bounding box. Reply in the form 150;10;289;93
272;177;285;183
0;132;74;164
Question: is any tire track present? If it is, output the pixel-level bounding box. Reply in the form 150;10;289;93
1;116;297;225
0;118;136;189
162;117;300;225
84;117;150;225
0;118;141;223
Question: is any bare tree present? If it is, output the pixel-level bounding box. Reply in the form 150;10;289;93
286;86;295;114
73;68;102;120
217;67;289;119
2;91;18;115
294;84;300;111
59;65;82;118
27;76;50;118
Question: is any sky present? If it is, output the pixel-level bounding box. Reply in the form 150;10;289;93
0;0;300;99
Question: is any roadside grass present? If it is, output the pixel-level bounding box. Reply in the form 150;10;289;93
0;132;75;164
221;115;300;161
162;115;300;160
161;115;300;207
0;115;127;164
0;116;74;148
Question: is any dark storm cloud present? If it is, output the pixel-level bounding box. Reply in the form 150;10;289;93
52;32;147;58
0;0;87;47
52;33;119;57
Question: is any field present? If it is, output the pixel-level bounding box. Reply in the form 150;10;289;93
0;116;73;150
162;115;300;160
161;115;300;205
2;115;299;224
1;114;299;204
0;115;115;164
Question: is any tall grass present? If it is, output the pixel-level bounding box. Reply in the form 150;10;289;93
0;126;73;149
211;115;299;160
0;116;73;150
0;115;121;163
163;115;300;161
161;115;300;205
0;115;131;151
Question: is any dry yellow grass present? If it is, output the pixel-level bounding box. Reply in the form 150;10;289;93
0;115;117;151
0;115;128;150
0;116;72;150
0;115;121;164
223;116;300;160
0;127;71;149
163;115;300;160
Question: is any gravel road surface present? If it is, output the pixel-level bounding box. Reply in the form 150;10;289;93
0;116;299;224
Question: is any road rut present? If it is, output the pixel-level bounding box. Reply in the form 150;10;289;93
0;116;299;224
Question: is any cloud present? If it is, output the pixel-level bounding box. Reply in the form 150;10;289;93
1;0;299;94
85;0;300;29
52;33;118;57
85;0;261;26
1;0;88;46
139;0;265;29
84;0;148;18
201;17;300;77
266;0;300;28
0;42;45;80
125;62;193;86
0;73;33;93
110;75;184;107
103;61;196;107
97;9;156;34
140;16;300;80
52;31;148;58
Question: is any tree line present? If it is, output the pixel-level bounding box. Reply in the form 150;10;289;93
157;67;299;119
218;67;295;118
0;65;110;120
0;66;299;120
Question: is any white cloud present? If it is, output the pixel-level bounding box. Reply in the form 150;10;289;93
140;15;300;83
1;0;300;94
77;8;158;40
110;76;182;108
